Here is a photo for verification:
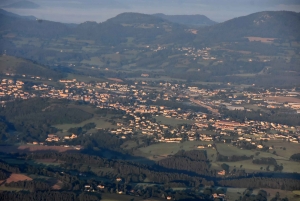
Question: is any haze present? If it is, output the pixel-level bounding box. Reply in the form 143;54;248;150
1;0;300;23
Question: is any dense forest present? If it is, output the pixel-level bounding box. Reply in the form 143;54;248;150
0;98;93;142
0;149;299;200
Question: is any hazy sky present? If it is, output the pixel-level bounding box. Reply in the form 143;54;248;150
1;0;300;23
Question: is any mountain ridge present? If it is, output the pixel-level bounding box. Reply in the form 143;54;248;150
196;11;300;41
152;13;217;27
2;1;40;9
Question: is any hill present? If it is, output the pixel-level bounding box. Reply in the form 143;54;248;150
0;55;65;80
196;11;300;42
153;13;217;27
0;8;35;20
0;13;71;38
75;12;195;45
2;1;40;9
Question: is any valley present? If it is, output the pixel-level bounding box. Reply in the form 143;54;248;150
0;8;299;201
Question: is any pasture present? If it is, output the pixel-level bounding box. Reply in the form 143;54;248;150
54;116;117;132
136;141;212;161
264;140;300;159
215;143;254;156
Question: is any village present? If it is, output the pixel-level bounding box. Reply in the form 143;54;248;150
0;75;299;152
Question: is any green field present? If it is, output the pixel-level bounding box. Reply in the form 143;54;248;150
214;141;300;173
53;104;119;133
135;140;300;173
54;116;117;132
136;141;211;160
66;73;107;83
264;141;300;159
216;143;254;156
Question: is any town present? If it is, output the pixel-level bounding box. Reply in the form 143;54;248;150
0;74;299;150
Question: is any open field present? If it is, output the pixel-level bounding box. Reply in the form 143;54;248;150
264;140;300;159
226;187;247;201
121;140;138;150
216;143;254;156
5;173;32;184
66;73;107;83
136;141;212;161
246;37;276;43
54;116;117;131
264;96;300;103
214;141;300;173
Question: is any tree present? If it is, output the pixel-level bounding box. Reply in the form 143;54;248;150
221;163;229;173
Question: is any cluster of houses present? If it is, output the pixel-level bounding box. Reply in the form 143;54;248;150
0;79;28;99
177;46;217;60
0;74;299;147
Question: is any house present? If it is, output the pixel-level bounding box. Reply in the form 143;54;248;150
257;145;263;149
166;196;172;200
217;170;226;176
116;178;122;182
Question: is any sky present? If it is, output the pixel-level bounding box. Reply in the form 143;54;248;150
1;0;300;23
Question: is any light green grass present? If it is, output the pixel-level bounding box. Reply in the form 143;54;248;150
216;144;254;156
226;187;247;201
54;117;117;132
136;141;210;161
293;190;300;196
263;140;300;159
66;73;107;82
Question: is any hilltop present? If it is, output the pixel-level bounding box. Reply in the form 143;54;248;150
0;8;35;20
0;12;71;38
196;11;300;42
153;13;217;27
75;12;194;45
2;1;40;9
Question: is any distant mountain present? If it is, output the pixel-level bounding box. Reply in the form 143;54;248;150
75;12;195;45
196;11;300;42
153;13;217;27
0;8;36;20
106;12;167;24
3;1;40;9
0;13;71;38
